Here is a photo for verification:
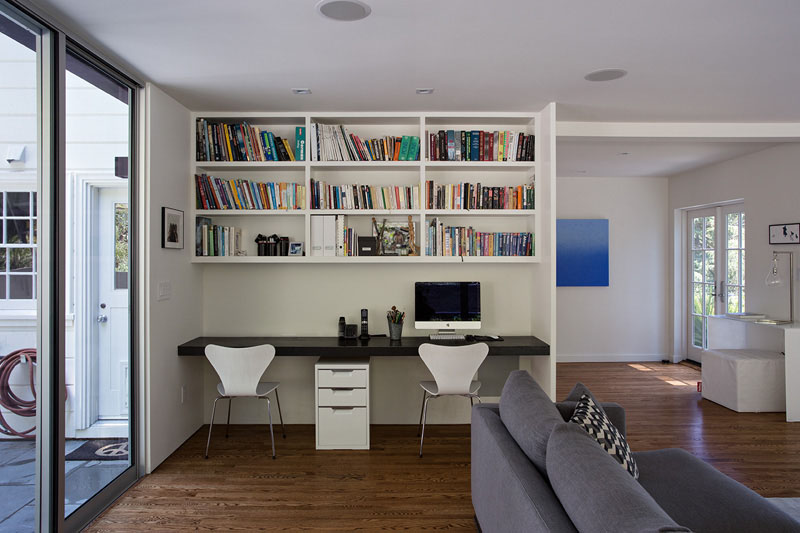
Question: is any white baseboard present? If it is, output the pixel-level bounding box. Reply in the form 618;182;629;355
557;353;669;363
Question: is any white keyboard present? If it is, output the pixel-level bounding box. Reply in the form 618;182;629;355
429;333;466;340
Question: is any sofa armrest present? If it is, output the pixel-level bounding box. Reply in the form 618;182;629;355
471;404;577;533
555;401;626;437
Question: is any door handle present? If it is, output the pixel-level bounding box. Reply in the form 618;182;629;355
97;315;108;323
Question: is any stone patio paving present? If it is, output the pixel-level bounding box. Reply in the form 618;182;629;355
0;439;128;530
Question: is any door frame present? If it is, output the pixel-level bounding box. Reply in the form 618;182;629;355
71;173;128;434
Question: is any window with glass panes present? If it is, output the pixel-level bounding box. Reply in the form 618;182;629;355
726;212;745;313
0;191;37;300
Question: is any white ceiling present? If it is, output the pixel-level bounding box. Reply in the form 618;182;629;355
557;139;776;178
29;0;800;121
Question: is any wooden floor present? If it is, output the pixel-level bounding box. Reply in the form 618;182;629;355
87;362;800;531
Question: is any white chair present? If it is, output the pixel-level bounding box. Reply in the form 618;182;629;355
204;344;285;459
417;342;489;457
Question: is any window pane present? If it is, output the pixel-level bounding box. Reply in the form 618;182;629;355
0;248;5;270
704;283;715;315
704;216;715;249
704;251;715;282
692;217;703;249
728;288;740;314
0;274;5;299
693;283;703;314
9;248;32;272
742;250;746;289
693;251;703;282
727;213;739;248
9;274;32;299
693;315;703;347
6;191;30;216
727;250;740;285
741;213;746;247
0;192;3;215
7;219;30;244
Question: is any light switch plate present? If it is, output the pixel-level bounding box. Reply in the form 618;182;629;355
157;281;172;301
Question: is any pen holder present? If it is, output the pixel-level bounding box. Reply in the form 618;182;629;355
388;319;403;341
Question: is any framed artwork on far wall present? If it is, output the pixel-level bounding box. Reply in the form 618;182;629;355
162;207;184;249
769;223;800;244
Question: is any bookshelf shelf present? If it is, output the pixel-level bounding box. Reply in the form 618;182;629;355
191;111;541;263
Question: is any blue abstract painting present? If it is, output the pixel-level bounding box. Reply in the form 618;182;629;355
556;219;609;287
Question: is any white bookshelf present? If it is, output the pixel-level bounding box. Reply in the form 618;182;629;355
190;112;540;264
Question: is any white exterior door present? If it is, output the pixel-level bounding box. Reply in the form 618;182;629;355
687;204;745;363
94;187;129;419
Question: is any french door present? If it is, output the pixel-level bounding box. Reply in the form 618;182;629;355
687;205;745;362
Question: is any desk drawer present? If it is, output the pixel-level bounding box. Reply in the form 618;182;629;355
318;387;367;407
317;368;367;388
317;407;368;448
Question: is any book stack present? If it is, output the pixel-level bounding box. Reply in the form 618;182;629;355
310;178;419;210
196;119;304;162
426;130;534;162
196;217;242;256
310;215;358;257
425;180;534;210
310;123;420;161
426;218;534;257
195;174;305;210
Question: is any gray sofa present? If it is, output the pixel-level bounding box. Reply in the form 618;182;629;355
471;370;800;533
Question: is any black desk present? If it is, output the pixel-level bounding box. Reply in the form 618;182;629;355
177;335;549;357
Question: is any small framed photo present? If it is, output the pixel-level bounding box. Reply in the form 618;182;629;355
161;207;184;249
288;241;304;256
769;223;800;244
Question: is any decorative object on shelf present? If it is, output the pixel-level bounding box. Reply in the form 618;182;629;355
556;219;609;287
357;236;377;256
289;242;304;256
387;306;405;341
758;251;795;325
161;207;184;249
373;218;416;256
255;234;268;256
769;223;800;244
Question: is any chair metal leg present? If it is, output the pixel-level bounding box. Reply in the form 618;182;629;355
419;395;431;458
274;388;286;438
470;396;474;407
205;396;222;459
266;397;276;459
476;395;482;404
225;397;232;438
417;389;427;437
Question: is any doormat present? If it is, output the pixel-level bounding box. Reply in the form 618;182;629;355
65;438;128;461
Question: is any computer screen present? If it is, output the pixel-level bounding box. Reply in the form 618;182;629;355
414;281;481;330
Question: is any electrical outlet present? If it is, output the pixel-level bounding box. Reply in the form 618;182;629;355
181;385;186;404
157;281;172;301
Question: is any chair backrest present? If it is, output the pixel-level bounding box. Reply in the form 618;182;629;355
418;342;489;395
205;344;276;397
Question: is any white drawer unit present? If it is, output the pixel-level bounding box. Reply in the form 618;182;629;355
315;357;370;450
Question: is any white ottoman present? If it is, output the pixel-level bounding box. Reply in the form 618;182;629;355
702;349;786;412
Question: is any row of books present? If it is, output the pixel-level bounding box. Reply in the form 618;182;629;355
310;123;420;161
195;217;243;256
310;178;420;210
426;218;534;256
195;174;305;210
427;130;534;162
425;181;535;210
196;119;305;162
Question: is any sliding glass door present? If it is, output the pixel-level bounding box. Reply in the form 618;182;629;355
1;2;140;530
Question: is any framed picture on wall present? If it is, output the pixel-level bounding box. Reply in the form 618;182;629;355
162;207;184;249
769;223;800;244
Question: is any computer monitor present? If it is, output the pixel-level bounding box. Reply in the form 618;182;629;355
415;281;481;333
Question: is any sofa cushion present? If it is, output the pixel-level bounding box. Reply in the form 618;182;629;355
569;393;639;479
635;448;800;533
565;382;606;414
547;423;691;533
499;370;564;474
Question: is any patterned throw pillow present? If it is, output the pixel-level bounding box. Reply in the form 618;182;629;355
569;393;639;479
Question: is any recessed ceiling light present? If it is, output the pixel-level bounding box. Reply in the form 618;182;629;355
618;152;630;156
584;68;628;82
416;88;434;95
292;88;312;95
317;0;371;21
576;170;587;174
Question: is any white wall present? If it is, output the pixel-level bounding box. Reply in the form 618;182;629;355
557;176;669;362
144;84;204;471
669;143;800;359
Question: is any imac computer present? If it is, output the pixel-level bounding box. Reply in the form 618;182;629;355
415;281;481;340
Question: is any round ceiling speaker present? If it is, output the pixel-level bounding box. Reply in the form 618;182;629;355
317;0;372;21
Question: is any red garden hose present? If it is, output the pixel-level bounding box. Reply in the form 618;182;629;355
0;348;38;438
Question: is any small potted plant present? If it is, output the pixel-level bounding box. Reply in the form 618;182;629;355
386;306;405;341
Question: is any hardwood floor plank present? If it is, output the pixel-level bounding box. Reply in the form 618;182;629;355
87;362;800;530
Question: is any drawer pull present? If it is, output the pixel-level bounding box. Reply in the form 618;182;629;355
332;389;354;394
331;370;354;374
331;407;354;412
